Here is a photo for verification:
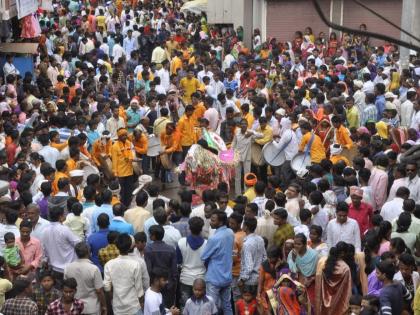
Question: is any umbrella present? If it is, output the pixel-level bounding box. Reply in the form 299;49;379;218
180;0;207;15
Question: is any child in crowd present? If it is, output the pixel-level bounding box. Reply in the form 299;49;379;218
3;232;23;280
64;202;90;240
183;278;217;315
144;267;180;315
235;285;261;315
46;277;84;314
348;294;362;314
32;271;61;315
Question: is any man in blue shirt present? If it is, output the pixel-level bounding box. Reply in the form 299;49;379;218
91;190;114;233
109;203;134;235
126;99;142;132
201;210;234;315
375;83;386;121
87;213;110;272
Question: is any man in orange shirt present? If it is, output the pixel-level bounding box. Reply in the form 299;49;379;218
111;128;135;207
92;131;112;179
176;105;197;185
159;122;182;182
191;92;206;126
52;160;69;195
331;115;353;149
130;129;148;158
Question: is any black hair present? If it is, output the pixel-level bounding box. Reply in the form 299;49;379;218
390;237;410;255
396;212;411;233
189;217;204;235
149;225;165;241
294;232;307;245
179;202;192;217
376;260;396;280
135;190;149;206
49;206;64;222
107;231;119;244
272;208;288;219
63;278;78;290
71;202;83;216
310;225;323;237
134;232;147;243
324;241;348;279
97;213;110;229
243;217;257;233
211;210;228;226
150;267;169;282
116;233;132;254
4;232;15;243
246;203;258;215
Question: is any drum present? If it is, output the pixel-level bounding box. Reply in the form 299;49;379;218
291;153;311;177
262;141;286;167
147;135;161;157
99;154;113;179
82;163;100;183
132;159;142;176
342;146;358;167
251;143;264;166
160;153;173;170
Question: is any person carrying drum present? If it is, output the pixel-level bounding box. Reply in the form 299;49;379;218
253;116;273;183
92;131;112;178
159;122;182;183
111;128;135;207
298;121;326;164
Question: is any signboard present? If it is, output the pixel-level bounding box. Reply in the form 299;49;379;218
16;0;38;18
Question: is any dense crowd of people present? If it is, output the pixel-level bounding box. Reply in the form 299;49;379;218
0;0;420;314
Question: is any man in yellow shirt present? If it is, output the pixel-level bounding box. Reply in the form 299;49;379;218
241;103;254;129
254;117;273;182
345;96;360;129
111;128;135;207
176;105;197;186
170;50;183;75
299;121;326;163
179;69;200;104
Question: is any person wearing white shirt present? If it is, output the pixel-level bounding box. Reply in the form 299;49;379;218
352;81;366;113
326;202;361;251
400;89;416;127
106;107;126;139
112;41;125;64
405;162;420;204
362;77;375;95
123;30;137;60
380;187;408;222
3;55;19;81
273;117;298;187
203;96;220;132
104;234;146;315
410;101;420;131
156;61;170;91
27;204;50;243
231;121;263;195
197;67;213;84
38;135;60;168
210;74;226;101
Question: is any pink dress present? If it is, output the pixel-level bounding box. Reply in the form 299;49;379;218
378;241;390;255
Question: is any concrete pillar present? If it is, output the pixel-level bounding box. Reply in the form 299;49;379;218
400;0;420;69
242;0;253;48
330;0;343;35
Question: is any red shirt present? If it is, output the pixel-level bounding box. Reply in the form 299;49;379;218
348;202;373;235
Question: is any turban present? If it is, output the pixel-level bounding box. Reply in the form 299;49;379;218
244;173;257;187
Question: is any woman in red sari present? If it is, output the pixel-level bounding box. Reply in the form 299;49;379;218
315;116;333;157
327;32;339;57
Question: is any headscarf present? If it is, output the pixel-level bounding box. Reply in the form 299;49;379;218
357;126;370;135
375;121;388;139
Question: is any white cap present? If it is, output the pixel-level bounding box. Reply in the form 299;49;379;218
132;174;153;195
69;170;84;177
385;101;397;110
408;87;417;92
353;80;363;89
384;92;397;99
275;108;286;116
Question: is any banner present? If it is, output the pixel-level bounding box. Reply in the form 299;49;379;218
16;0;37;18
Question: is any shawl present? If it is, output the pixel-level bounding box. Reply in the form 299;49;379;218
315;257;352;315
287;248;319;277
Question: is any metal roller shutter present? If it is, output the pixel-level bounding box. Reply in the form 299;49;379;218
266;0;331;42
342;0;402;46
